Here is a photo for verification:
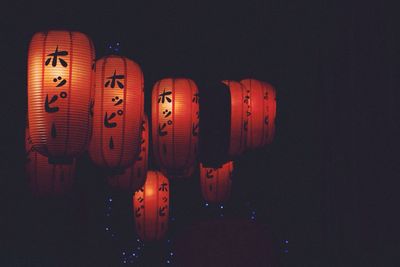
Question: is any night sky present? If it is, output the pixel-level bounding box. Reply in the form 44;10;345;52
1;1;399;266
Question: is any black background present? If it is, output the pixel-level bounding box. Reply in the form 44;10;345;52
1;0;399;266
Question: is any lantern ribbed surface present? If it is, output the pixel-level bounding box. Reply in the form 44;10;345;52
200;161;233;203
107;115;148;192
133;171;169;241
151;78;199;177
27;31;95;160
240;79;277;149
222;80;249;158
89;55;144;169
25;127;76;196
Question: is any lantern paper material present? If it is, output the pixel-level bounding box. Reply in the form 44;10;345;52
240;79;277;149
133;171;169;241
89;55;144;169
151;78;199;177
28;30;95;161
222;80;249;158
107;115;148;192
26;127;76;196
200;161;233;203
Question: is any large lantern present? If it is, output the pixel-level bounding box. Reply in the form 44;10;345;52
89;55;144;169
107;115;148;192
200;161;233;203
222;80;249;158
25;127;76;196
133;171;169;241
27;30;95;162
240;79;277;149
151;78;199;177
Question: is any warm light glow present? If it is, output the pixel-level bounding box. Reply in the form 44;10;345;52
240;79;277;149
133;171;169;241
199;161;233;203
89;55;144;169
151;78;199;177
27;31;95;161
25;127;76;196
107;115;149;192
222;80;249;158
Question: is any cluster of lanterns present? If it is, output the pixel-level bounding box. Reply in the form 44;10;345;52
26;30;277;242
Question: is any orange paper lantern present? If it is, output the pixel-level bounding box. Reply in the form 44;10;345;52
133;171;169;241
89;55;144;169
222;80;249;158
240;79;277;149
200;161;233;203
151;78;199;177
107;115;149;192
27;30;95;162
25;127;76;196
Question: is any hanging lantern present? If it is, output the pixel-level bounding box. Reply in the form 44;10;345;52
200;161;233;203
25;127;76;196
89;55;144;169
133;171;169;241
27;30;95;162
151;78;199;177
107;114;148;192
222;80;249;158
240;79;277;149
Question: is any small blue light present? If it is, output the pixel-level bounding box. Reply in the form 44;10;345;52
105;227;109;231
122;252;126;255
132;253;136;256
251;216;255;220
109;198;112;202
137;247;141;250
220;205;224;209
137;238;140;242
205;202;209;207
284;240;289;244
108;45;112;49
123;260;127;264
170;252;174;256
167;260;170;264
117;42;120;46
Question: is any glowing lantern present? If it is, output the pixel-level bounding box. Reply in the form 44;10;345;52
200;161;233;203
151;78;199;177
27;30;95;162
222;80;249;158
89;55;144;169
107;115;148;192
133;171;169;241
240;79;277;149
25;127;76;196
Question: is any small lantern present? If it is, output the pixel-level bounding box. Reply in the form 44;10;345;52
151;78;199;177
89;55;144;169
133;171;169;241
25;127;76;196
200;161;233;203
107;115;148;192
27;30;95;162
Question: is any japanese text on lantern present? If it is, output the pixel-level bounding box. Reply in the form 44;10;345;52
44;46;69;138
103;70;125;149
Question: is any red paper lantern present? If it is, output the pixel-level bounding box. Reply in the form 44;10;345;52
240;79;277;149
222;80;249;158
25;127;76;196
151;78;199;177
133;171;169;241
27;30;95;162
107;115;148;192
200;161;233;203
89;55;144;169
